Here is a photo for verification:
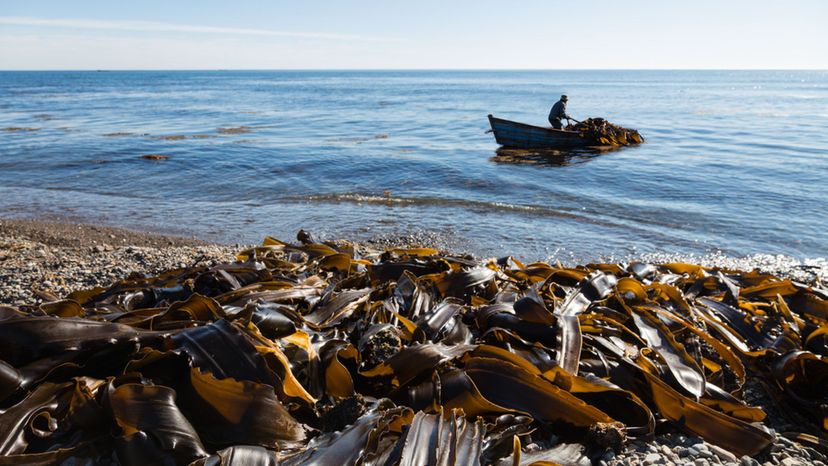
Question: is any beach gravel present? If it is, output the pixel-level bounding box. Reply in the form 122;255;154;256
0;219;237;306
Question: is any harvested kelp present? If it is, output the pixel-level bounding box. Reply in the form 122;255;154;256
566;118;644;146
1;234;827;465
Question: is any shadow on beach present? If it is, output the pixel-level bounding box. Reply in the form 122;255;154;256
489;146;620;167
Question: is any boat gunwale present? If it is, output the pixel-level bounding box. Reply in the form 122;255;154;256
487;114;582;137
487;113;592;149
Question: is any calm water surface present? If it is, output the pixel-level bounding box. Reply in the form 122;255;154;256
0;70;825;261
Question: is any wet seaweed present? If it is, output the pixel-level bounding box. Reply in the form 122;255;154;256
565;118;644;146
0;233;826;464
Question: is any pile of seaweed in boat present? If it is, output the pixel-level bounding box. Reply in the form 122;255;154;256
565;118;644;146
1;232;827;465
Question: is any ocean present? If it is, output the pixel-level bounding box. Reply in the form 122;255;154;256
0;70;825;262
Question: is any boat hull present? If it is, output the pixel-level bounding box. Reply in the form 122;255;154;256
488;114;590;149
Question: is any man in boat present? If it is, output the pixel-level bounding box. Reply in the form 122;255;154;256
548;95;571;130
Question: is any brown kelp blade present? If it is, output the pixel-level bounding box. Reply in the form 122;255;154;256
108;383;209;464
398;409;484;466
186;368;308;449
190;445;279;466
464;357;615;427
637;360;773;456
630;311;706;398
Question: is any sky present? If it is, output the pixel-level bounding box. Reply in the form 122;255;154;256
1;0;826;70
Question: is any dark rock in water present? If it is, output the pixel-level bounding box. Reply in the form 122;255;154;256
217;126;251;134
2;127;40;132
297;229;319;245
140;154;169;161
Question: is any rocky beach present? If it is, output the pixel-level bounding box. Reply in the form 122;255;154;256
1;217;826;465
0;219;237;307
2;3;826;464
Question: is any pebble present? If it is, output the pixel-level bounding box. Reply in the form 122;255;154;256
643;453;661;464
709;446;735;462
776;437;795;448
741;457;760;466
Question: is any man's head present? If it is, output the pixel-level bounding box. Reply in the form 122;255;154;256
561;95;568;102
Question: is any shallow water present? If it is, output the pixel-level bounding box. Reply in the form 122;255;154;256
0;70;826;262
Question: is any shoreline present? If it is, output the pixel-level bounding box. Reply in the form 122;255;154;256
0;217;466;305
1;217;826;465
1;217;824;307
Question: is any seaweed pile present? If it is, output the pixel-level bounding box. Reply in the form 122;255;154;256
1;233;827;465
565;118;644;146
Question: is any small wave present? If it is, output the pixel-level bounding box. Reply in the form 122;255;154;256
287;192;730;253
290;192;658;232
299;192;557;214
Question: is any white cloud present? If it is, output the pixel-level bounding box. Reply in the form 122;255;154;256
0;16;390;42
0;31;392;70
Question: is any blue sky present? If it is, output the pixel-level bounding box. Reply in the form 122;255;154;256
1;0;826;69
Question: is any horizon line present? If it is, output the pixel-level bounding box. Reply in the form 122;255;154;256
1;68;826;72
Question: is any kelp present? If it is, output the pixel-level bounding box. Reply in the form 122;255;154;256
108;383;209;464
1;232;827;464
397;408;484;466
564;118;644;146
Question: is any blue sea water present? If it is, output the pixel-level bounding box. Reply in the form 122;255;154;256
0;70;825;261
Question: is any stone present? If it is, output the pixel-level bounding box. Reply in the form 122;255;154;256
644;453;661;464
740;456;760;466
776;437;795;447
709;445;738;463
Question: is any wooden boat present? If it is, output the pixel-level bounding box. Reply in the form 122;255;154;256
487;114;590;149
